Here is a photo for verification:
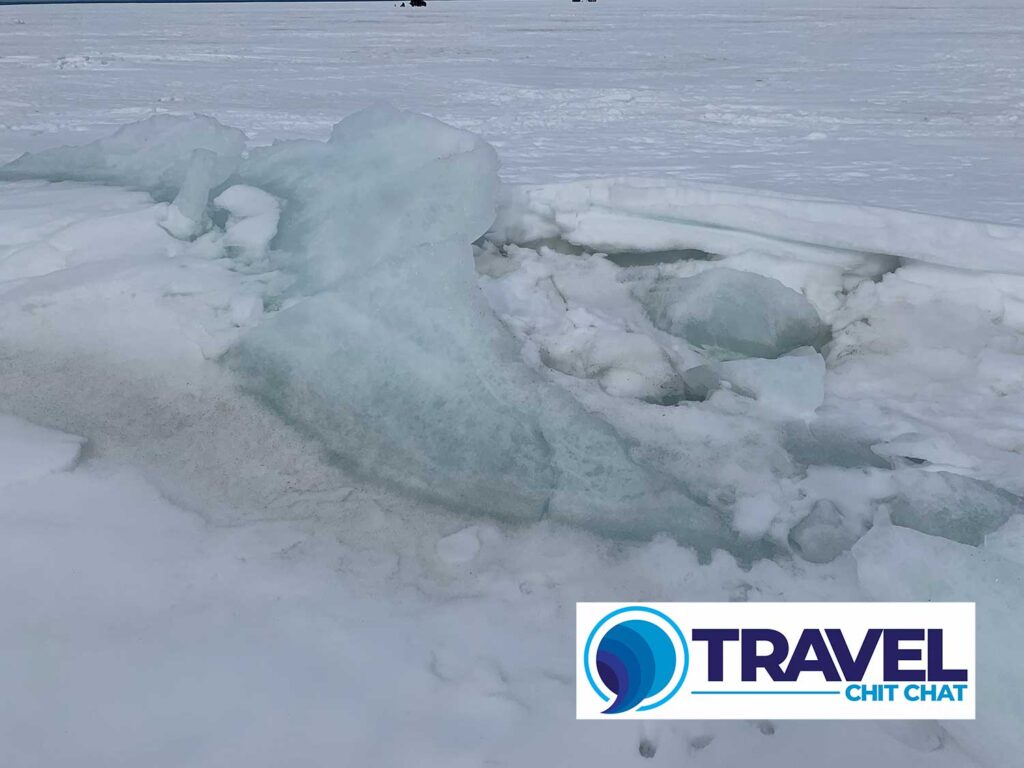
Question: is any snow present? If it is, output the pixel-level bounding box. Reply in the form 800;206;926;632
855;526;1024;768
0;413;83;487
2;0;1023;225
0;427;989;768
2;105;1023;768
1;1;1023;765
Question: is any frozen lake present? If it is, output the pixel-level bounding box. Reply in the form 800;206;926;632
2;2;1024;766
1;0;1023;223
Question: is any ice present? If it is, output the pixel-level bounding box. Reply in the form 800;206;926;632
0;114;245;202
0;181;181;282
212;184;280;265
689;347;827;416
885;470;1022;546
495;179;1024;276
638;268;828;359
160;148;221;239
854;525;1024;767
538;328;683;403
1;2;1023;763
788;499;860;564
229;105;734;549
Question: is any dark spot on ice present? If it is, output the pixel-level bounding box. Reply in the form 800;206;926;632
690;734;714;751
638;738;657;758
604;248;717;267
757;720;776;736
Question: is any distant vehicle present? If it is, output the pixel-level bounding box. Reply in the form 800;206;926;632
410;0;427;6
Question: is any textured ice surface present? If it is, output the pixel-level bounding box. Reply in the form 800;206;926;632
161;148;222;239
787;499;860;564
639;268;828;359
886;470;1022;546
495;179;1024;275
230;106;732;548
717;348;827;416
0;114;245;202
2;3;1024;759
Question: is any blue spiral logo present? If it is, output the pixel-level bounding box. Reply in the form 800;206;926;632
583;606;688;714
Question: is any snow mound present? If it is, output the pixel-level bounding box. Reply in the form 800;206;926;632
639;268;828;359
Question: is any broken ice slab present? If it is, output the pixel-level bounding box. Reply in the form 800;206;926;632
641;268;828;359
229;105;738;551
0;114;245;203
885;470;1022;547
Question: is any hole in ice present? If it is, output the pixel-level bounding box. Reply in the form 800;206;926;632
603;248;717;267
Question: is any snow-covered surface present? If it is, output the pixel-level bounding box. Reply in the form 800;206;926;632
1;1;1023;766
1;0;1023;224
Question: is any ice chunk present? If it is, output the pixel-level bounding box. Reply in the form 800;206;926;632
854;526;1024;767
213;185;280;265
236;104;500;293
788;499;861;563
781;419;893;469
0;414;84;488
885;470;1022;546
161;148;221;239
539;328;683;402
229;106;734;549
717;347;826;416
494;179;1024;276
638;268;828;359
0;114;246;202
